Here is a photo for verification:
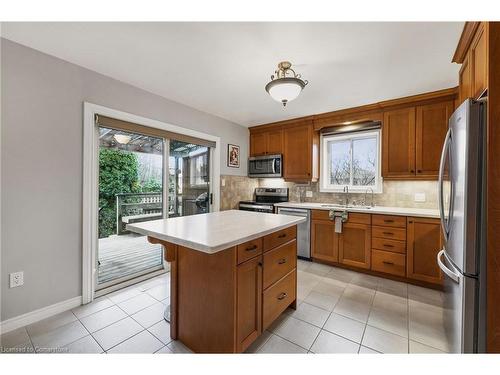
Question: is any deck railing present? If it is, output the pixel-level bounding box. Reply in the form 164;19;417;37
116;192;163;235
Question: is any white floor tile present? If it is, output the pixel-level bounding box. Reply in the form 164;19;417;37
343;284;376;304
304;291;339;311
147;319;172;345
245;330;272;353
409;300;450;352
137;274;169;292
108;330;163;353
0;327;31;348
26;310;77;338
72;297;114;319
377;278;408;298
358;345;380;354
117;293;157;315
409;340;446;353
258;334;307;353
408;285;443;306
274;316;321;350
297;259;312;271
324;267;355;285
146;283;170;301
155;345;173;354
92;317;143;351
131;302;166;328
307;262;333;276
290;302;330;328
334;297;372;323
80;305;128;333
107;286;142;304
362;326;408;353
167;340;193;353
350;273;380;290
62;335;103;354
312;280;345;298
310;330;360;353
31;320;88;352
368;306;408;338
323;312;366;343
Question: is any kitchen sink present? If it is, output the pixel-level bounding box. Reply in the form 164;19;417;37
320;204;372;209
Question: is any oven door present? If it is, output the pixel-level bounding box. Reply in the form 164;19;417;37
248;155;282;178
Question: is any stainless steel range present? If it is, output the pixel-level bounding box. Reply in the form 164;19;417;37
238;188;289;213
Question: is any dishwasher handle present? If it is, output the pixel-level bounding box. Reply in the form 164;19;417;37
277;208;310;217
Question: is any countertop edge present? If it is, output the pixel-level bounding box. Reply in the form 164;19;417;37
127;217;305;254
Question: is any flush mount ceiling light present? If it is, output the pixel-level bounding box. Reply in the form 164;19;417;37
265;61;308;107
113;134;132;144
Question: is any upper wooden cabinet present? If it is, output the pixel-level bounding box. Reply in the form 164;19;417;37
283;120;318;182
382;107;416;179
415;101;454;177
459;52;473;103
406;217;443;285
471;23;487;99
249;129;283;156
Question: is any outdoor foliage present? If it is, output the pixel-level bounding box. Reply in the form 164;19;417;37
99;148;141;238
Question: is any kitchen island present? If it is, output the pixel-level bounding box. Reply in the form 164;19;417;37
127;210;305;353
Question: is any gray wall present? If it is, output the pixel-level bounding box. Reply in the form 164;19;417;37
0;39;249;321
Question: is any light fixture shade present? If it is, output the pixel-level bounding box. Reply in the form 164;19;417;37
265;78;305;106
113;134;132;144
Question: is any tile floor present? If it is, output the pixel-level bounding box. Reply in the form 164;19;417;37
0;261;450;354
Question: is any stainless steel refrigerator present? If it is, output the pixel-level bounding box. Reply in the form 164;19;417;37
437;98;487;353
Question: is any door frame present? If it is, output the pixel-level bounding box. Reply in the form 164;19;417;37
82;102;221;304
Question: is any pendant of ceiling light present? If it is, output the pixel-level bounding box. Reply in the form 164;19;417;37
265;61;308;107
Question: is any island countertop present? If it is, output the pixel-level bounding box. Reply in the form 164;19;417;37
127;209;305;254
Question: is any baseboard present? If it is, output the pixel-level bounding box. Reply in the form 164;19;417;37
0;296;82;335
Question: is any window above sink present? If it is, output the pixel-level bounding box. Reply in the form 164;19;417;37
320;129;382;193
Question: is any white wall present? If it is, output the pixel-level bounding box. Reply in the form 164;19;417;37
0;38;249;321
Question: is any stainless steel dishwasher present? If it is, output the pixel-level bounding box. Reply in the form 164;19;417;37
276;207;311;260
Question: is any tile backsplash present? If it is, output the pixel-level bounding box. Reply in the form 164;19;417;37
220;175;438;210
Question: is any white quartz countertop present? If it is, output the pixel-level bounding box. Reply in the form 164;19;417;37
127;210;305;254
274;202;440;218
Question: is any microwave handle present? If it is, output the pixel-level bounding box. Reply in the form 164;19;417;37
272;159;276;174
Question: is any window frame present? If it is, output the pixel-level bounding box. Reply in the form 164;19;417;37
319;129;383;193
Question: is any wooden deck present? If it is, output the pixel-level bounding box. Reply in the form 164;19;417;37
98;234;169;285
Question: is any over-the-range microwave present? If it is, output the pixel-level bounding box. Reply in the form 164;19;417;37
248;154;282;178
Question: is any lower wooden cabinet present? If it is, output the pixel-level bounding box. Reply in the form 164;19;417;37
338;221;372;269
407;217;444;285
311;219;339;263
236;256;262;352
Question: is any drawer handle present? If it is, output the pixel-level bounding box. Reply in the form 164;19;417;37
383;244;394;248
246;245;258;251
382;261;394;265
383;232;394;235
384;219;394;223
277;292;288;300
278;258;287;264
278;233;287;238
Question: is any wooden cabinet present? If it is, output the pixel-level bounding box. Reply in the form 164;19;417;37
382;107;416;179
338;214;371;269
415;101;454;177
236;256;262;352
407;217;443;285
459;53;473;103
383;99;453;180
249;129;283;156
283;120;318;181
311;219;339;263
471;23;487;98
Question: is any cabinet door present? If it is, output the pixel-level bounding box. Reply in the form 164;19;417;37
415;101;454;178
311;220;339;263
283;122;313;181
382;107;416;179
250;132;267;156
407;217;443;285
459;53;472;103
266;129;283;155
471;23;487;99
236;256;262;352
338;222;371;269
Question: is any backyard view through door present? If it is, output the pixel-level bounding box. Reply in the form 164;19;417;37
96;120;212;290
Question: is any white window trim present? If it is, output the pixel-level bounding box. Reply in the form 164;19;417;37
319;129;383;193
82;102;221;304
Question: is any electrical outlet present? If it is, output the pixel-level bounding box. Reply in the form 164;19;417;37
221;178;226;187
305;190;313;198
414;192;426;203
10;271;24;288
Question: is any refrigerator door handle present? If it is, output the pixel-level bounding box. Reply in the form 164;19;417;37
438;128;453;241
437;248;460;284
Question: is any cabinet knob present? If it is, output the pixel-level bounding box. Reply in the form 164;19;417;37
278;258;287;265
410;169;415;173
382;261;395;265
278;233;287;238
417;170;422;173
277;292;288;300
245;245;258;251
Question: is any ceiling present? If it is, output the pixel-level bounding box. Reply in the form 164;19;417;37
2;22;464;127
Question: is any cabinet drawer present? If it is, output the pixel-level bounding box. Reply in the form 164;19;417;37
311;210;370;225
372;237;406;254
237;238;263;264
372;214;406;228
263;226;297;252
372;226;407;241
371;249;406;277
263;270;296;330
263;240;297;289
311;209;331;221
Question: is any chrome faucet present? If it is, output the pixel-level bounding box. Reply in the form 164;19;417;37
364;187;374;207
343;186;349;207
